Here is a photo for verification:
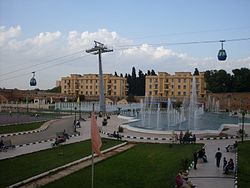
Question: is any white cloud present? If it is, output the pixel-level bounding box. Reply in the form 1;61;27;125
0;25;21;46
26;31;61;46
0;25;249;89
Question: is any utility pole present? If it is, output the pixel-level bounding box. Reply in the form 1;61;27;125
86;41;113;114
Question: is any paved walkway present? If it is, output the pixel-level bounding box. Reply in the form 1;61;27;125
188;139;237;188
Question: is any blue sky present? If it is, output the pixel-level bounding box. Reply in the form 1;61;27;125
0;0;250;89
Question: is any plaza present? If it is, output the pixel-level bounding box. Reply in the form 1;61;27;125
0;112;249;187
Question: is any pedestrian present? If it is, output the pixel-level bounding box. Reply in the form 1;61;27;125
193;150;198;170
215;147;222;168
223;157;227;170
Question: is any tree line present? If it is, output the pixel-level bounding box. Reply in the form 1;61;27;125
204;68;250;93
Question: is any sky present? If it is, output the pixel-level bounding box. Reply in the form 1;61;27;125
0;0;250;90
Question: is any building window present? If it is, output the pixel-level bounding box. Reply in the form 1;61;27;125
178;79;181;83
149;91;152;95
155;91;158;95
114;92;117;95
178;85;181;89
149;85;152;89
184;85;186;89
184;92;186;96
178;91;181;95
155;84;158;89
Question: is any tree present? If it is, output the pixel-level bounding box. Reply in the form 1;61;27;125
231;68;250;92
193;68;199;75
130;67;137;95
151;69;157;76
47;86;61;93
126;74;132;95
204;68;250;93
136;70;145;96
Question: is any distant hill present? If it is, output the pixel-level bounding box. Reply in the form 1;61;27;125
46;86;61;93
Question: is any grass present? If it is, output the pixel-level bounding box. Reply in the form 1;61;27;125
43;143;202;188
238;140;250;188
0;121;46;134
0;138;123;188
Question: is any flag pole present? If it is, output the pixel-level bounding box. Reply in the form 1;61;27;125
91;103;94;188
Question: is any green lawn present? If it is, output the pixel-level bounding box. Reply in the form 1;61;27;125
43;143;202;188
238;140;250;188
0;139;123;188
0;121;46;134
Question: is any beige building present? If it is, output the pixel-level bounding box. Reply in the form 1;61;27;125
145;72;206;100
60;74;127;98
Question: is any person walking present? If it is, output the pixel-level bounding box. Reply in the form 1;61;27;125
215;147;222;168
193;150;198;170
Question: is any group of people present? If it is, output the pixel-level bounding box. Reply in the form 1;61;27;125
193;147;208;170
225;141;238;152
223;158;235;174
215;147;235;174
52;130;69;147
175;170;196;188
179;131;196;144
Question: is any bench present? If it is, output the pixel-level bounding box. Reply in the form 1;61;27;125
108;132;122;140
180;137;196;144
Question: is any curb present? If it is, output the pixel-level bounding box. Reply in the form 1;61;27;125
234;151;238;188
0;119;56;138
14;133;81;148
8;142;128;188
100;131;239;141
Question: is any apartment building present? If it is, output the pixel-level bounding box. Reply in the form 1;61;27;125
145;72;206;100
60;74;127;98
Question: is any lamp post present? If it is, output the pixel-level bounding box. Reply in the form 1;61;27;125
241;110;245;142
74;107;77;132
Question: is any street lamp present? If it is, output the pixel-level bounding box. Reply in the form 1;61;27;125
241;110;246;142
74;107;77;132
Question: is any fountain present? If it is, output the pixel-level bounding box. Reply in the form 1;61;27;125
130;76;208;131
126;76;250;132
188;76;198;130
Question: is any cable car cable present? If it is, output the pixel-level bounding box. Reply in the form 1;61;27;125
0;50;83;77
